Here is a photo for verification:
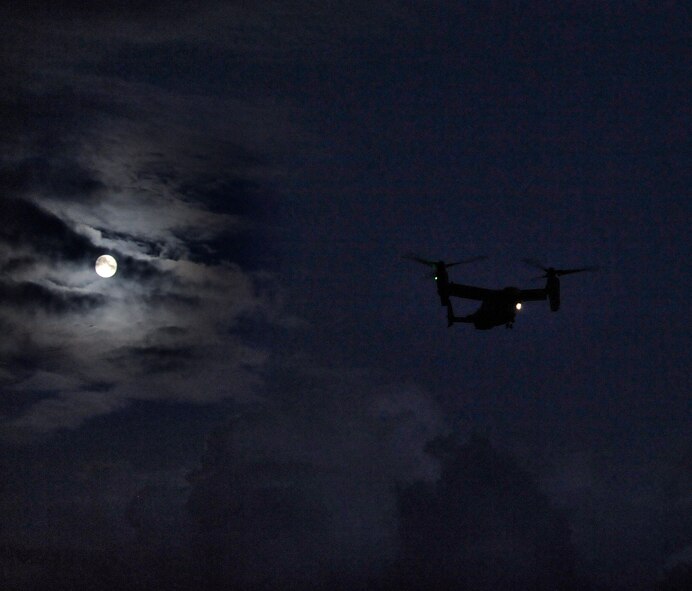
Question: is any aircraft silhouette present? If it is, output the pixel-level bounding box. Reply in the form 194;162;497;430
404;255;597;329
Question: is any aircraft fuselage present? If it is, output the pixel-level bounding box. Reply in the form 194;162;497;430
466;287;522;329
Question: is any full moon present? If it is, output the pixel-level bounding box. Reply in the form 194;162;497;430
95;254;117;278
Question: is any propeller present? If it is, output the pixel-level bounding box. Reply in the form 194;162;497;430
522;258;599;279
403;253;487;269
446;256;487;268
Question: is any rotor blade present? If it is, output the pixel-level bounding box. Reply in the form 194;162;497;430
556;266;599;276
522;258;548;272
445;255;487;268
402;253;435;267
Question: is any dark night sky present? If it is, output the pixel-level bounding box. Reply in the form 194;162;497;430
1;3;690;590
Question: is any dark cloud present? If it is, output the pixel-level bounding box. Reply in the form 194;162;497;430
96;229;166;258
0;329;53;379
0;444;193;590
8;0;180;19
142;289;201;307
0;157;105;201
0;426;589;590
109;344;199;374
85;40;245;96
179;175;265;214
187;450;332;589
154;325;188;337
656;563;692;591
0;198;99;264
182;360;444;590
0;83;132;154
114;255;169;283
0;543;131;591
0;280;105;314
393;434;580;591
541;444;692;589
0;256;38;275
183;427;584;590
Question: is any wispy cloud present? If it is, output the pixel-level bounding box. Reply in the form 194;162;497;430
0;4;323;439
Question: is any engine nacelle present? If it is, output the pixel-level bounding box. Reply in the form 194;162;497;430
434;262;450;306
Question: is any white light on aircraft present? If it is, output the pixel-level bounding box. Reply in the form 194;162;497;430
515;302;522;310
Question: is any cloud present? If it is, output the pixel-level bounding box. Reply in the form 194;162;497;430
541;444;692;589
2;359;441;584
186;361;444;588
0;241;271;438
0;157;105;201
0;443;195;590
394;434;579;591
184;379;584;591
0;280;105;314
4;392;127;441
0;11;304;440
2;1;412;67
0;197;101;264
665;545;692;571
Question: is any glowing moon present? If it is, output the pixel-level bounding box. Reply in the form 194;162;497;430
95;254;117;278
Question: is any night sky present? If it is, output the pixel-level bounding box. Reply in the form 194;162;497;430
1;3;690;590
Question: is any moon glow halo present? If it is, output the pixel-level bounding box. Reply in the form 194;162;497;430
95;254;117;278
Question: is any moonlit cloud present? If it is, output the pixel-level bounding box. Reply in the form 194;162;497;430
1;147;274;437
0;0;411;439
0;31;295;441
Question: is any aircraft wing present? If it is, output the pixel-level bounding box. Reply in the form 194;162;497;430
447;283;498;301
518;288;547;302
